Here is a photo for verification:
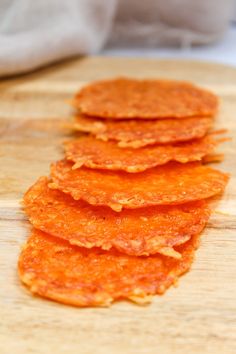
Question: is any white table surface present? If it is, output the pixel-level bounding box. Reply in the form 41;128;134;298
102;26;236;67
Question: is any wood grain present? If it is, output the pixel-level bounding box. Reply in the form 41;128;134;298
0;57;236;354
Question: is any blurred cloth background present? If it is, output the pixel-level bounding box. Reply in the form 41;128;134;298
0;0;235;76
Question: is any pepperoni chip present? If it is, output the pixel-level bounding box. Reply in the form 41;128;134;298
24;177;210;258
64;135;218;172
49;160;228;211
73;114;213;148
73;78;218;119
18;229;199;307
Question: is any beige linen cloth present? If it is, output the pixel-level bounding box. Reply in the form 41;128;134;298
0;0;234;76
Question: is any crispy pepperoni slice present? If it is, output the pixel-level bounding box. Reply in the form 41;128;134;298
24;177;210;258
73;114;213;148
64;135;218;172
18;229;200;307
49;160;229;211
73;78;218;119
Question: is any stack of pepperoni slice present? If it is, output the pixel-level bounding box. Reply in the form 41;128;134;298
18;78;229;307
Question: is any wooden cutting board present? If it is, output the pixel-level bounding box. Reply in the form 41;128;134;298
0;57;235;354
